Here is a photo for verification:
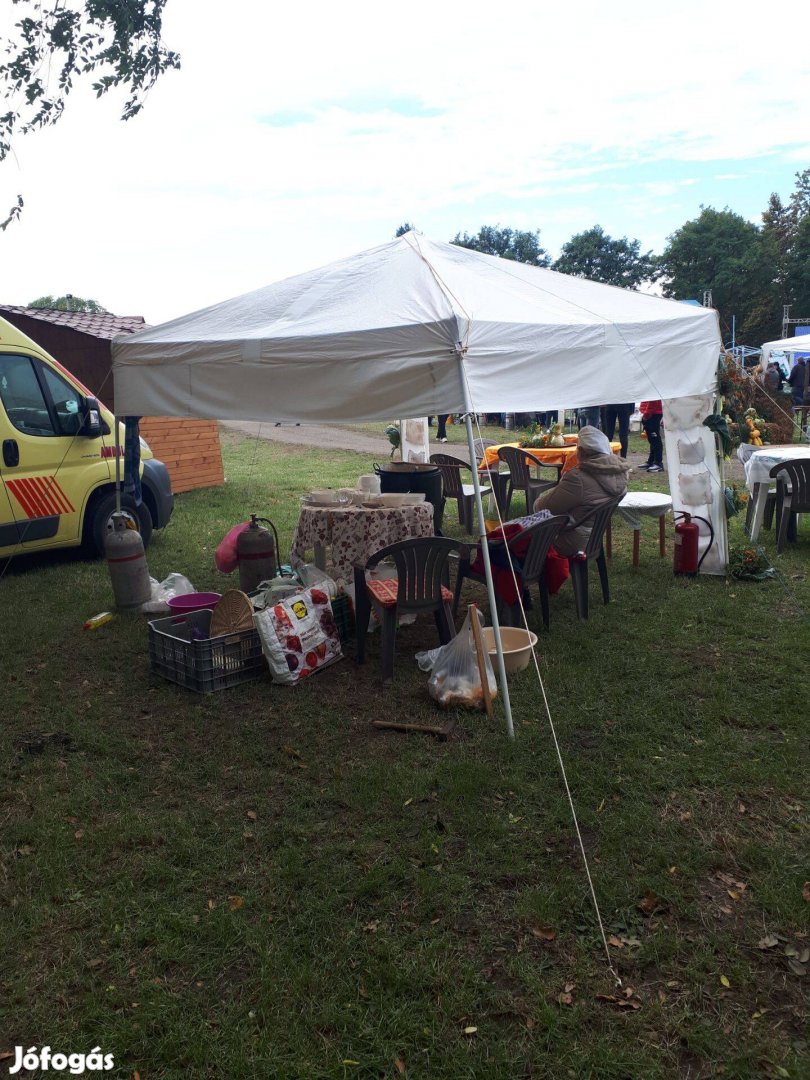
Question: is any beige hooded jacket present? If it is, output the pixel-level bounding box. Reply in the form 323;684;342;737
533;427;630;556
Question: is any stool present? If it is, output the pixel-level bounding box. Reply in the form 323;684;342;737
608;492;673;566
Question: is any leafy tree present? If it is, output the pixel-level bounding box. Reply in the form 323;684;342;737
395;223;415;237
786;212;810;320
27;294;108;312
660;207;776;344
553;225;656;289
1;0;180;228
451;225;550;266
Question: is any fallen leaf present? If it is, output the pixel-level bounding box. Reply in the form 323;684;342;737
342;1061;360;1067
227;895;245;911
403;798;413;807
757;935;779;949
607;935;623;948
74;830;84;840
803;882;810;903
207;899;216;910
134;1072;141;1080
463;1026;478;1035
720;975;731;988
15;844;34;856
787;959;807;977
395;1059;406;1075
637;891;669;916
799;947;810;964
246;810;257;821
0;1051;14;1061
558;991;574;1006
621;936;642;948
362;921;379;933
531;926;556;941
727;889;742;901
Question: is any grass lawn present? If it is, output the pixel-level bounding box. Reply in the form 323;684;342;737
1;430;808;1079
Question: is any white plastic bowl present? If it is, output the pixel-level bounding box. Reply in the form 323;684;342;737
481;626;538;673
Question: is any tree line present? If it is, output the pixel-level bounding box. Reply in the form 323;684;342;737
398;168;810;348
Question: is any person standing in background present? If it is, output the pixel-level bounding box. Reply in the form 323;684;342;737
428;414;450;442
603;402;634;459
638;400;664;473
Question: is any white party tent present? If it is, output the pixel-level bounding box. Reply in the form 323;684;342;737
759;334;810;370
112;231;724;735
113;232;720;422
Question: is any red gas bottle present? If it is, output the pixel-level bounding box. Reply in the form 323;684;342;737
673;512;713;576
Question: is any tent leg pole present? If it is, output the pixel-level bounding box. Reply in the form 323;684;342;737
114;414;122;513
461;408;515;739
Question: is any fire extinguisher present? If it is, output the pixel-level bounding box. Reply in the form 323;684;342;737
673;512;714;576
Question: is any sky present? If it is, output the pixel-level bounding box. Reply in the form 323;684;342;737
1;0;809;325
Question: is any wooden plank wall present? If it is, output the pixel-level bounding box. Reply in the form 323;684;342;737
139;418;225;494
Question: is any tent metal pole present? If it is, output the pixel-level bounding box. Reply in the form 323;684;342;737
459;388;515;739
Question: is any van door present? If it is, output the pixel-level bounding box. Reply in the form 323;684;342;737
0;352;111;553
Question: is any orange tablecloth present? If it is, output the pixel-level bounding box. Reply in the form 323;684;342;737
479;440;622;477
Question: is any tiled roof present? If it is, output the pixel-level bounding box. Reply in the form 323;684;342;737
0;305;146;339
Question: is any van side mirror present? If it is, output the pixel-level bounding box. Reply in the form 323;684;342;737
80;396;103;438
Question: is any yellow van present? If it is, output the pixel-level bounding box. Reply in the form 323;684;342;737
0;316;173;559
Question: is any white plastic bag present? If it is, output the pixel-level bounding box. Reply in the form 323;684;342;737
254;585;343;684
415;608;497;710
139;573;195;615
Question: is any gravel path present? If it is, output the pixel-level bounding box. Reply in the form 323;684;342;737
219;419;745;482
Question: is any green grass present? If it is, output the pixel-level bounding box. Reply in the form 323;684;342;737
1;430;808;1080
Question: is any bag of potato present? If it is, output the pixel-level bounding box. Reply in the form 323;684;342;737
254;585;343;684
415;608;497;710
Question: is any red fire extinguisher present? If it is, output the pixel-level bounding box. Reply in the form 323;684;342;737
673;512;714;576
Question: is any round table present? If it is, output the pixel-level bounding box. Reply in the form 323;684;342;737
742;444;810;541
607;491;673;566
290;503;434;580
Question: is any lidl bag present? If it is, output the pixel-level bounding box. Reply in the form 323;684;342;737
415;608;497;710
254;585;343;684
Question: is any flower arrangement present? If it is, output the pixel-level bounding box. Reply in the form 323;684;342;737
727;544;773;581
716;354;794;448
723;483;749;518
517;422;550;449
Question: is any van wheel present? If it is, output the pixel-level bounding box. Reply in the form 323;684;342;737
85;493;153;557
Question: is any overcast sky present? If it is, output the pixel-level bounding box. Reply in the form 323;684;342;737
1;0;809;325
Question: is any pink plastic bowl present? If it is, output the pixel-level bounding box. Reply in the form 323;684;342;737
166;592;222;615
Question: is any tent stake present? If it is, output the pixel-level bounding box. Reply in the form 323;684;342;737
460;398;515;739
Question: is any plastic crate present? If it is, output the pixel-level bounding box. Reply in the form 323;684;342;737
148;608;265;693
329;593;354;643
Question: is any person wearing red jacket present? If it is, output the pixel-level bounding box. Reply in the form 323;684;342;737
639;400;664;472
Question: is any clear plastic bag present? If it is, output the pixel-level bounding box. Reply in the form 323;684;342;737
415;608;498;710
139;573;196;614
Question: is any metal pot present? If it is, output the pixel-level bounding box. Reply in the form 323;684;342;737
373;462;443;534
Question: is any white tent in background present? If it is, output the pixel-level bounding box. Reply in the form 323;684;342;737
759;334;810;370
111;232;724;735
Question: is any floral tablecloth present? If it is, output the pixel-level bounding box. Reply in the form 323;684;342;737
290;503;434;579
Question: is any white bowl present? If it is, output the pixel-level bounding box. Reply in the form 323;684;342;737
400;492;426;504
481;627;538;673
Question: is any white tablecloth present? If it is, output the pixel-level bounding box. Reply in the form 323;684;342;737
743;445;810;491
616;491;673;531
290;503;434;579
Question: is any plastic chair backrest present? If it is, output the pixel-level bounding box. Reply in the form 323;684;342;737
498;445;545;488
366;536;469;610
429;453;470;499
770;459;810;512
514;515;568;582
570;497;623;559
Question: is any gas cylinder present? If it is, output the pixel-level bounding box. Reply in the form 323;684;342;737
237;515;280;592
105;511;152;608
673;512;714;576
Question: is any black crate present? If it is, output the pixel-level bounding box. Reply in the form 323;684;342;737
329;593;354;643
148;608;265;693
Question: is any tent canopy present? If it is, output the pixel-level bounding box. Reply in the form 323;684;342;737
112;233;721;422
760;334;810;370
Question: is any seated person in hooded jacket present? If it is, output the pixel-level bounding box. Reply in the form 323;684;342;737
532;426;630;556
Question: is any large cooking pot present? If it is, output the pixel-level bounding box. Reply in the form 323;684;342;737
373;462;444;534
